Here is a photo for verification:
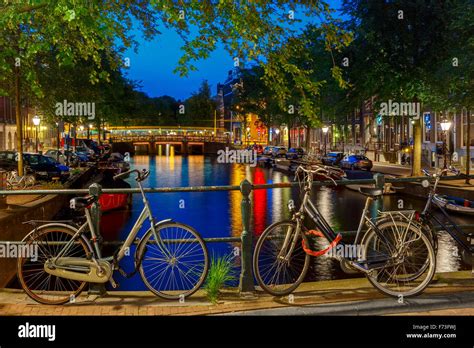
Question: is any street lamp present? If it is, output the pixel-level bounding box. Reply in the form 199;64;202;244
322;126;329;156
275;128;280;145
440;119;452;169
32;115;41;153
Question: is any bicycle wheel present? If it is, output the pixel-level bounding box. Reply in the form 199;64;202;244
253;220;310;296
138;222;209;300
24;175;36;188
17;226;90;305
362;220;436;297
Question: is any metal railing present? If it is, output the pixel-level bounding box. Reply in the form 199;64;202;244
0;173;473;294
110;135;229;143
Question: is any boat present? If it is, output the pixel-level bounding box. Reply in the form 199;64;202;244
433;194;474;215
97;169;132;213
257;155;273;168
343;171;399;195
311;165;345;181
273;158;299;173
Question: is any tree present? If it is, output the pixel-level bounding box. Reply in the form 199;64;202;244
342;0;457;175
184;80;216;127
0;1;349;173
431;0;474;182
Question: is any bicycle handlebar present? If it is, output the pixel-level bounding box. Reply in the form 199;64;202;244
422;166;460;178
295;165;337;186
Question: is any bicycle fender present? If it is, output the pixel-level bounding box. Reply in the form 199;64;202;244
21;222;94;254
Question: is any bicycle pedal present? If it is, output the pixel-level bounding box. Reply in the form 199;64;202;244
109;278;119;289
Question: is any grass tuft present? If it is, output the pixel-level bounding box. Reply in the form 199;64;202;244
204;253;236;304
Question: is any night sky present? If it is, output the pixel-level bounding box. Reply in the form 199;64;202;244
124;0;344;100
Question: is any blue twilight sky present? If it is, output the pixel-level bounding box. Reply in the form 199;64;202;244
124;1;344;100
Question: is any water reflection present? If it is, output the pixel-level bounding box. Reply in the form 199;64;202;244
110;155;471;289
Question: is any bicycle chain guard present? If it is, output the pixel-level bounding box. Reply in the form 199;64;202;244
302;230;342;257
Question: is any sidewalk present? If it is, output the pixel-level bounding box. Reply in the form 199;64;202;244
1;271;474;316
372;161;474;191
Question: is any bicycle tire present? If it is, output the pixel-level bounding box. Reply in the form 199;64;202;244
362;220;436;298
253;220;310;296
17;225;90;305
138;222;209;300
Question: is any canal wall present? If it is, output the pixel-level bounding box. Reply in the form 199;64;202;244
0;166;97;288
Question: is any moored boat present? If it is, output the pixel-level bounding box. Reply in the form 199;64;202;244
97;170;132;213
433;194;474;215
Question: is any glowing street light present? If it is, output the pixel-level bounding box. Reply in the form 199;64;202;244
440;119;452;131
32;115;41;153
440;119;452;169
322;126;329;155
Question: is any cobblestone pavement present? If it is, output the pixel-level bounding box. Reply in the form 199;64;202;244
1;271;474;316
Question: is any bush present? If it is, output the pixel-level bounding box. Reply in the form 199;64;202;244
204;253;236;304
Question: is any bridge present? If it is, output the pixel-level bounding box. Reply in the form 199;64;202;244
108;126;230;155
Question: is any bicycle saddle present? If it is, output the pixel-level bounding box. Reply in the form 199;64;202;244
70;196;94;210
359;187;383;197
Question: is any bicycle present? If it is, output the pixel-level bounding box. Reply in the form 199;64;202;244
17;168;209;305
412;166;472;261
7;169;36;189
253;165;436;298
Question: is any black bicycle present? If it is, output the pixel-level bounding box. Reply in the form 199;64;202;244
415;167;473;261
253;165;436;298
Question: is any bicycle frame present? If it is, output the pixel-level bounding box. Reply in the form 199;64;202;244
421;176;472;252
51;179;172;271
280;173;395;264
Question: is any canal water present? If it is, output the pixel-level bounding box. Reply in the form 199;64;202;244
97;155;474;291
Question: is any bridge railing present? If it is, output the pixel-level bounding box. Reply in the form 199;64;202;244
110;135;230;143
0;173;473;294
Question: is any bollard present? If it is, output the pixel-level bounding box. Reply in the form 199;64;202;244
239;179;255;294
0;171;7;209
87;183;106;296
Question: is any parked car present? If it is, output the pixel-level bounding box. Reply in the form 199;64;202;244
321;152;345;166
286;147;305;159
0;151;17;171
340;154;373;171
23;153;70;181
75;146;96;160
271;146;287;158
263;146;275;155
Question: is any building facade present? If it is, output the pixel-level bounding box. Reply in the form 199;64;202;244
0;97;18;151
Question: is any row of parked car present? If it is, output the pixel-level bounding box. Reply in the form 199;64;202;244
321;151;373;171
250;145;305;159
0;140;105;182
0;151;71;181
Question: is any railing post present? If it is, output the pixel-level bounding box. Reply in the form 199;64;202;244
374;173;385;192
239;179;255;295
87;183;106;296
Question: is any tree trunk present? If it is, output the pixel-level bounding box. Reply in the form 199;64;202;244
305;125;310;151
412;118;422;176
466;108;471;184
15;65;24;176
